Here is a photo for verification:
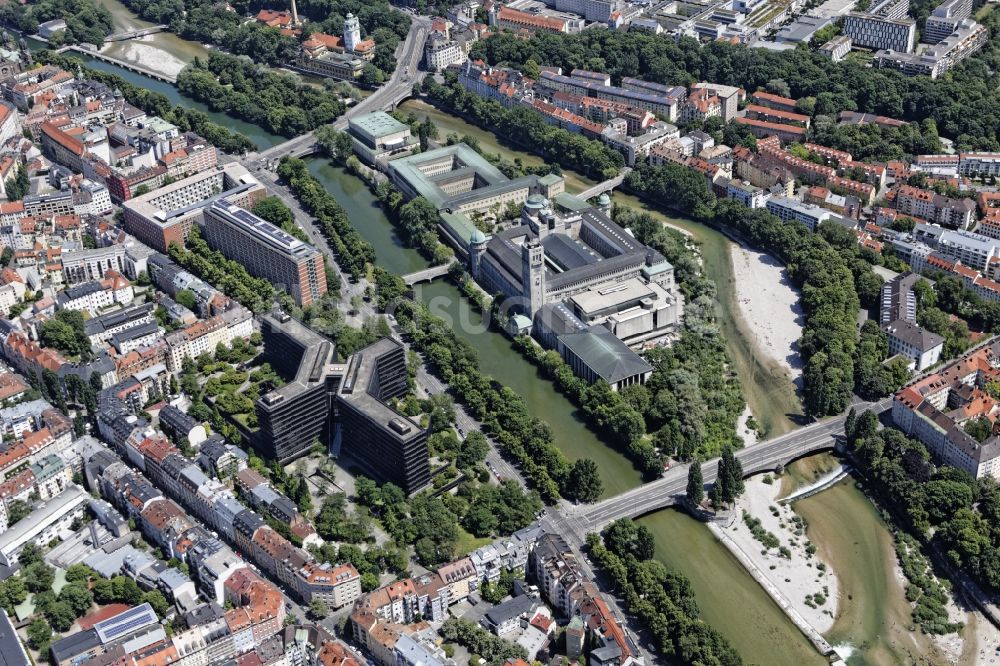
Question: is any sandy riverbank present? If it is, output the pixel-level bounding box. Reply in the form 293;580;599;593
730;244;804;386
102;38;189;77
736;405;759;447
712;475;838;636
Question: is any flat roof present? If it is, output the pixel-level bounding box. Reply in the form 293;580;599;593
349;112;409;140
569;279;657;315
207;201;320;261
389;143;508;209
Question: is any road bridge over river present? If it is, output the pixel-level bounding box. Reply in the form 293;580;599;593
575;167;631;201
562;397;892;537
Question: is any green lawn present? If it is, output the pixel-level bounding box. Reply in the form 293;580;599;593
454;527;491;557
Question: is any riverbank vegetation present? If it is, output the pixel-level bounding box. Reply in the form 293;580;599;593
178;54;345;137
423;76;624;180
390;296;600;503
622;160;883;417
277;157;374;279
0;0;113;47
471;12;1000;151
587;518;743;664
42;52;255;153
846;409;993;629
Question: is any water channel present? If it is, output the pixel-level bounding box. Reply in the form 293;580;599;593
790;456;967;666
298;154;823;660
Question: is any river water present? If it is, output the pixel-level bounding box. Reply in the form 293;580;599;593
298;154;822;660
791;456;964;666
93;0;210;76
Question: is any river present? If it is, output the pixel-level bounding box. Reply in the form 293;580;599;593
94;0;210;76
299;153;824;662
789;455;966;666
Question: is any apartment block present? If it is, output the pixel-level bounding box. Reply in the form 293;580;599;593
765;196;832;231
895;184;976;229
202;201;327;307
122;164;265;253
960;153;1000;178
893;339;1000;479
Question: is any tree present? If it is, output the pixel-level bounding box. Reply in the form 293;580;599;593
112;575;144;605
45;600;76;632
568;458;603;503
92;578;114;604
634;525;656;560
144;590;170;618
7;500;30;526
4;165;28;201
26;618;51;651
686;460;704;506
22;562;54;593
718;447;744;504
58;583;93;617
361;572;380;592
308;598;329;620
456;431;489;469
175;289;197;311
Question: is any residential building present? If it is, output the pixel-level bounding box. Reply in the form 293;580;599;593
491;6;582;33
726;179;767;208
202;201;327;307
765;196;833;231
0;485;89;567
733;116;807;142
960;153;1000;178
122;164;266;252
895;184;976;229
893;339;1000;479
690;82;743;121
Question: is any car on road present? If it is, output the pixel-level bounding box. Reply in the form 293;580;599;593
458;428;465;437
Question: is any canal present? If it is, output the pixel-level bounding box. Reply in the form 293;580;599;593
301;152;821;664
397;99;598;196
300;157;645;497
